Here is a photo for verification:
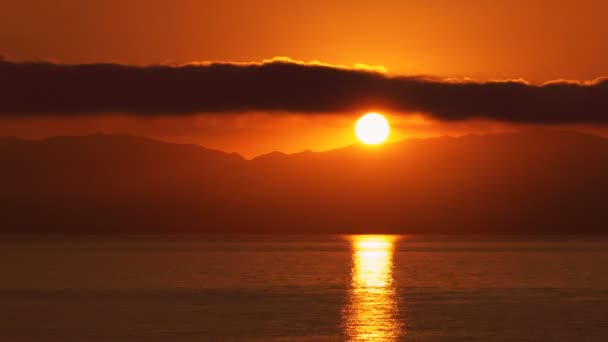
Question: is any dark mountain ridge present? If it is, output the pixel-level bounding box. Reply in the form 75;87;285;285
1;131;607;234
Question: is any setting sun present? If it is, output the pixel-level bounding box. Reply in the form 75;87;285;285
355;113;390;145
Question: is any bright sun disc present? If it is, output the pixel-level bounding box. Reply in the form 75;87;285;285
355;113;390;144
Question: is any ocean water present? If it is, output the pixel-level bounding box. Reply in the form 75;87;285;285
1;235;608;341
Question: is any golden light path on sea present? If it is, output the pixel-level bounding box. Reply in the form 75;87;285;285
343;235;403;341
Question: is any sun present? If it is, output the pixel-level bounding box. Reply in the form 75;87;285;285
355;113;390;145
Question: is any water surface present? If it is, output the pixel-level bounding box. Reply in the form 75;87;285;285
1;235;608;341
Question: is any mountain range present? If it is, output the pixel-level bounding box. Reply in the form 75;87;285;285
1;130;607;234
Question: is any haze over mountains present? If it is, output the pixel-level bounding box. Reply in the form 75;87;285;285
1;130;607;234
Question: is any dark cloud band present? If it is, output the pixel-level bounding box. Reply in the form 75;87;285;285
1;59;607;123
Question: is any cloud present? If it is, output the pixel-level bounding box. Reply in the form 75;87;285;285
184;57;389;73
1;58;607;123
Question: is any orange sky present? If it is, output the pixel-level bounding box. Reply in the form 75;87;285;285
3;113;605;158
3;0;607;82
2;0;608;156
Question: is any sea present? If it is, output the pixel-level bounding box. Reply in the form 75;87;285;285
1;235;608;341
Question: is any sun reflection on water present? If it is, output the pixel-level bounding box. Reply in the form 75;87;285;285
343;235;403;341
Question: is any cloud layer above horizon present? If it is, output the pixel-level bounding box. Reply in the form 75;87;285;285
1;58;607;123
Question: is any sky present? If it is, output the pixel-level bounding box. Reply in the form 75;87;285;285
1;0;608;157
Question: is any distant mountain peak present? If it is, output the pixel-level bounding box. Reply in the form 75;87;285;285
1;129;608;234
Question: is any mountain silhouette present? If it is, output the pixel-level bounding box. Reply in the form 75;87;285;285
1;131;607;234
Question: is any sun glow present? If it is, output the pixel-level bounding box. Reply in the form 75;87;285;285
355;239;391;251
355;113;390;145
